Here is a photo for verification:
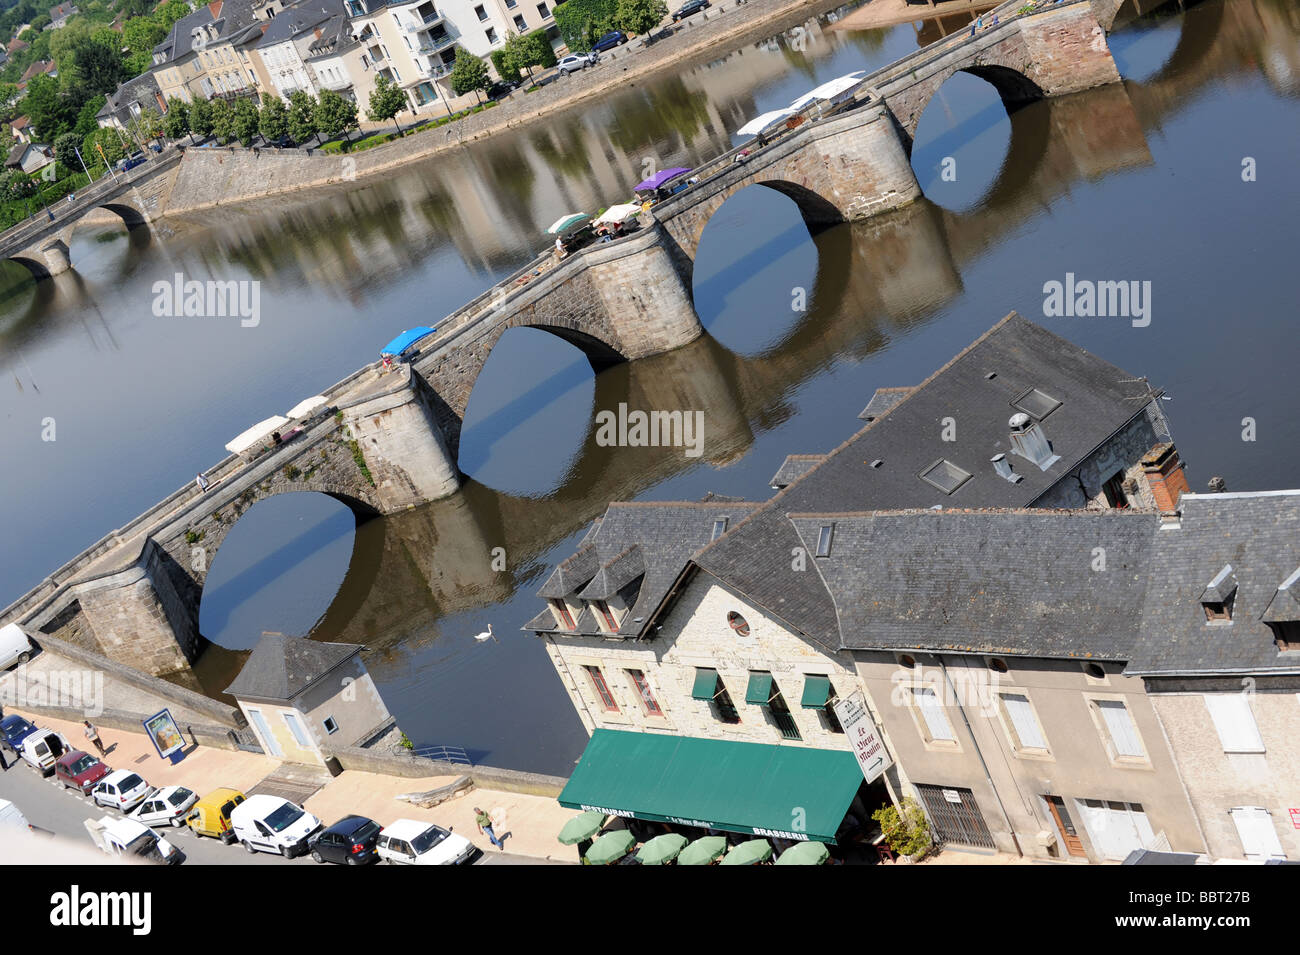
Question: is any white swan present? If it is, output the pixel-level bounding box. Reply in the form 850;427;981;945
473;623;498;643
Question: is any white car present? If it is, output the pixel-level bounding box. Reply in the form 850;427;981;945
557;52;598;76
85;815;184;865
0;622;33;670
129;786;197;828
91;770;154;812
19;729;69;775
376;819;476;865
230;794;321;858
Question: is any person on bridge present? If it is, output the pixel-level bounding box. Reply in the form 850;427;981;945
196;472;210;493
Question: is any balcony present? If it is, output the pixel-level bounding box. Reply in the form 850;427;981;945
416;31;456;55
407;5;443;30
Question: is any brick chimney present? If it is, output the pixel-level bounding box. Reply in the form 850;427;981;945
1141;442;1189;513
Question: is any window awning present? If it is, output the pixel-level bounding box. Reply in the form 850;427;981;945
691;668;719;700
800;675;831;709
745;672;775;705
558;730;862;844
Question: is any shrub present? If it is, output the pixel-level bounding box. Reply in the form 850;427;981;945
872;797;933;858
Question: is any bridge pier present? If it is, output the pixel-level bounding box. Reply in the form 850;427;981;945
39;239;70;277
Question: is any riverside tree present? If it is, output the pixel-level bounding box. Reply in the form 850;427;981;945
314;89;358;142
209;98;235;144
287;90;318;145
161;97;190;142
232;97;259;147
259;92;289;144
449;51;490;103
367;76;407;136
615;0;667;38
188;98;214;140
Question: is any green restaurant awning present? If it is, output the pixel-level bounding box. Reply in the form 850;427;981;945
745;671;774;705
800;675;831;708
558;729;862;844
691;668;718;700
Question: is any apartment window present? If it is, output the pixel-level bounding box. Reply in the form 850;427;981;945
404;36;412;48
549;599;575;630
911;686;955;742
1203;694;1264;753
583;665;619;712
815;523;833;557
537;2;550;18
998;693;1049;753
1094;699;1145;758
1229;808;1286;860
592;600;618;632
485;27;498;42
475;3;488;19
747;673;800;741
505;0;517;6
626;669;663;716
513;14;526;30
322;716;339;735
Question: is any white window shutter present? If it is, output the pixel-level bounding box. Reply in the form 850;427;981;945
913;687;955;741
1003;693;1047;750
1098;700;1145;757
1204;694;1265;753
1229;808;1285;860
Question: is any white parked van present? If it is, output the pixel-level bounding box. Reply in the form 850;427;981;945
230;794;321;858
85;815;184;865
20;729;69;775
0;623;33;670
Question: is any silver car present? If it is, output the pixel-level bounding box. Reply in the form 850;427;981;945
558;52;598;76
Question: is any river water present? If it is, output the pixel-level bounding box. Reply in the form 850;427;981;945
0;0;1296;774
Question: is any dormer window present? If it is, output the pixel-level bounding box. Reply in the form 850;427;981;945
549;599;574;630
1202;599;1232;622
711;518;728;541
591;600;618;632
1199;564;1237;624
815;524;834;557
1271;622;1300;652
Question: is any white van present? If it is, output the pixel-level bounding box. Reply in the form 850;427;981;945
85;816;184;865
0;623;33;670
0;799;30;830
230;794;321;858
20;729;69;775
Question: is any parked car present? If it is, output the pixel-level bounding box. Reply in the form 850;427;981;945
19;729;69;775
85;815;184;865
118;152;146;172
91;769;153;812
0;623;33;670
672;0;710;21
266;134;294;148
557;52;598;76
486;80;517;100
130;786;198;828
54;750;109;795
0;714;38;755
309;814;382;865
376;819;476;865
230;794;321;858
185;787;245;843
591;30;627;52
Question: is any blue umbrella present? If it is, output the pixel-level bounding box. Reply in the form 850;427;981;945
633;167;692;192
380;326;436;357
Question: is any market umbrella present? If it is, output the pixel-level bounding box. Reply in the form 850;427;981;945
558;811;605;846
720;838;773;865
380;326;436;356
585;829;636;865
787;71;868;110
547;213;591;235
225;415;290;455
774;841;830;865
736;107;796;137
595;202;643;225
677;835;727;866
636;833;688;865
633;166;691;192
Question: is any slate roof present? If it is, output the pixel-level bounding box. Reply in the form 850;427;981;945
258;0;344;48
224;632;363;703
1127;491;1300;675
770;454;824;489
792;508;1155;658
690;312;1158;649
859;386;913;421
5;143;28;166
153;6;217;62
304;13;352;58
527;500;761;638
98;71;162;121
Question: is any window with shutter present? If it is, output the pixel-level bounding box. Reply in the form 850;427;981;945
1096;700;1145;758
1000;693;1048;752
912;687;955;742
1204;694;1265;753
1229;808;1285;860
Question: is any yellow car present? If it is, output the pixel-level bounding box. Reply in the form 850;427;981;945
185;788;246;844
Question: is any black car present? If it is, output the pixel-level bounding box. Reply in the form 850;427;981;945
591;30;627;52
486;80;517;100
672;0;710;21
309;815;382;865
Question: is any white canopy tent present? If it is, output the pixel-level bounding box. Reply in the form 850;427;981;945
286;396;327;420
788;71;868;110
225;415;290;455
595;203;643;226
736;107;798;137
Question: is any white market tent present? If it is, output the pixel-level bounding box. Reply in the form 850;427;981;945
788;71;868;110
595;203;643;225
225;415;290;455
736;107;798;137
286;396;327;420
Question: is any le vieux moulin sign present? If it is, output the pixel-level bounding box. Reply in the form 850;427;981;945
833;691;893;785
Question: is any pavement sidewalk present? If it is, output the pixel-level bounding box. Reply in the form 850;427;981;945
11;708;579;864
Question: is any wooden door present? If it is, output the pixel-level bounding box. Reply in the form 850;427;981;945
1046;796;1087;857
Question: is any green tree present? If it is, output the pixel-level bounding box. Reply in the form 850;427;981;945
232;96;259;146
313;89;357;142
366;75;406;136
188;97;214;139
449;50;490;102
50;22;126;101
490;45;521;85
29;14;50;32
553;0;618;52
84;126;125;169
161;97;190;141
122;16;168;75
258;92;288;143
208;97;235;143
286;89;318;145
53;131;83;170
872;797;933;859
0;168;37;200
128;105;163;147
614;0;667;39
520;30;557;69
23;73;75;141
73;94;105;137
154;0;191;29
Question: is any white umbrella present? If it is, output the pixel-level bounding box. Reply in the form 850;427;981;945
788;71;868;110
595;203;643;225
547;213;591;234
736;107;797;137
225;415;290;455
285;396;327;420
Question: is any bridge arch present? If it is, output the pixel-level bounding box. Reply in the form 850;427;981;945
898;64;1046;153
95;202;150;230
6;254;52;280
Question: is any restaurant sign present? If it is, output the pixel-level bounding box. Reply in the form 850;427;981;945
832;691;892;785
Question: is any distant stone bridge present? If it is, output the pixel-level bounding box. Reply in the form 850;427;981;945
0;0;1140;676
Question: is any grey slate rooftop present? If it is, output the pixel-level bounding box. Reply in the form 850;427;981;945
258;0;344;47
859;386;913;421
1127;491;1300;675
770;454;824;489
224;632;362;703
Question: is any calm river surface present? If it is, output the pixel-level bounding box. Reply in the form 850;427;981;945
0;0;1296;773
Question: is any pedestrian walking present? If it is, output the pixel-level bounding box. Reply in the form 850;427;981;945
196;472;210;493
83;720;105;756
474;806;503;850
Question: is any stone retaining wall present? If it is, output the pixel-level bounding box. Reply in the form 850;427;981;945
328;743;567;797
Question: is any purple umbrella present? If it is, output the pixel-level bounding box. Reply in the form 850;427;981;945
634;167;692;192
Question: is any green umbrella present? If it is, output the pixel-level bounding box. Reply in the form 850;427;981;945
677;835;728;866
558;811;605;846
720;839;773;865
774;841;830;865
546;212;591;235
636;833;688;865
585;829;636;865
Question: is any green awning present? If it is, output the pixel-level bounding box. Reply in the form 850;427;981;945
691;668;718;700
745;672;774;705
800;675;831;708
558;729;862;844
